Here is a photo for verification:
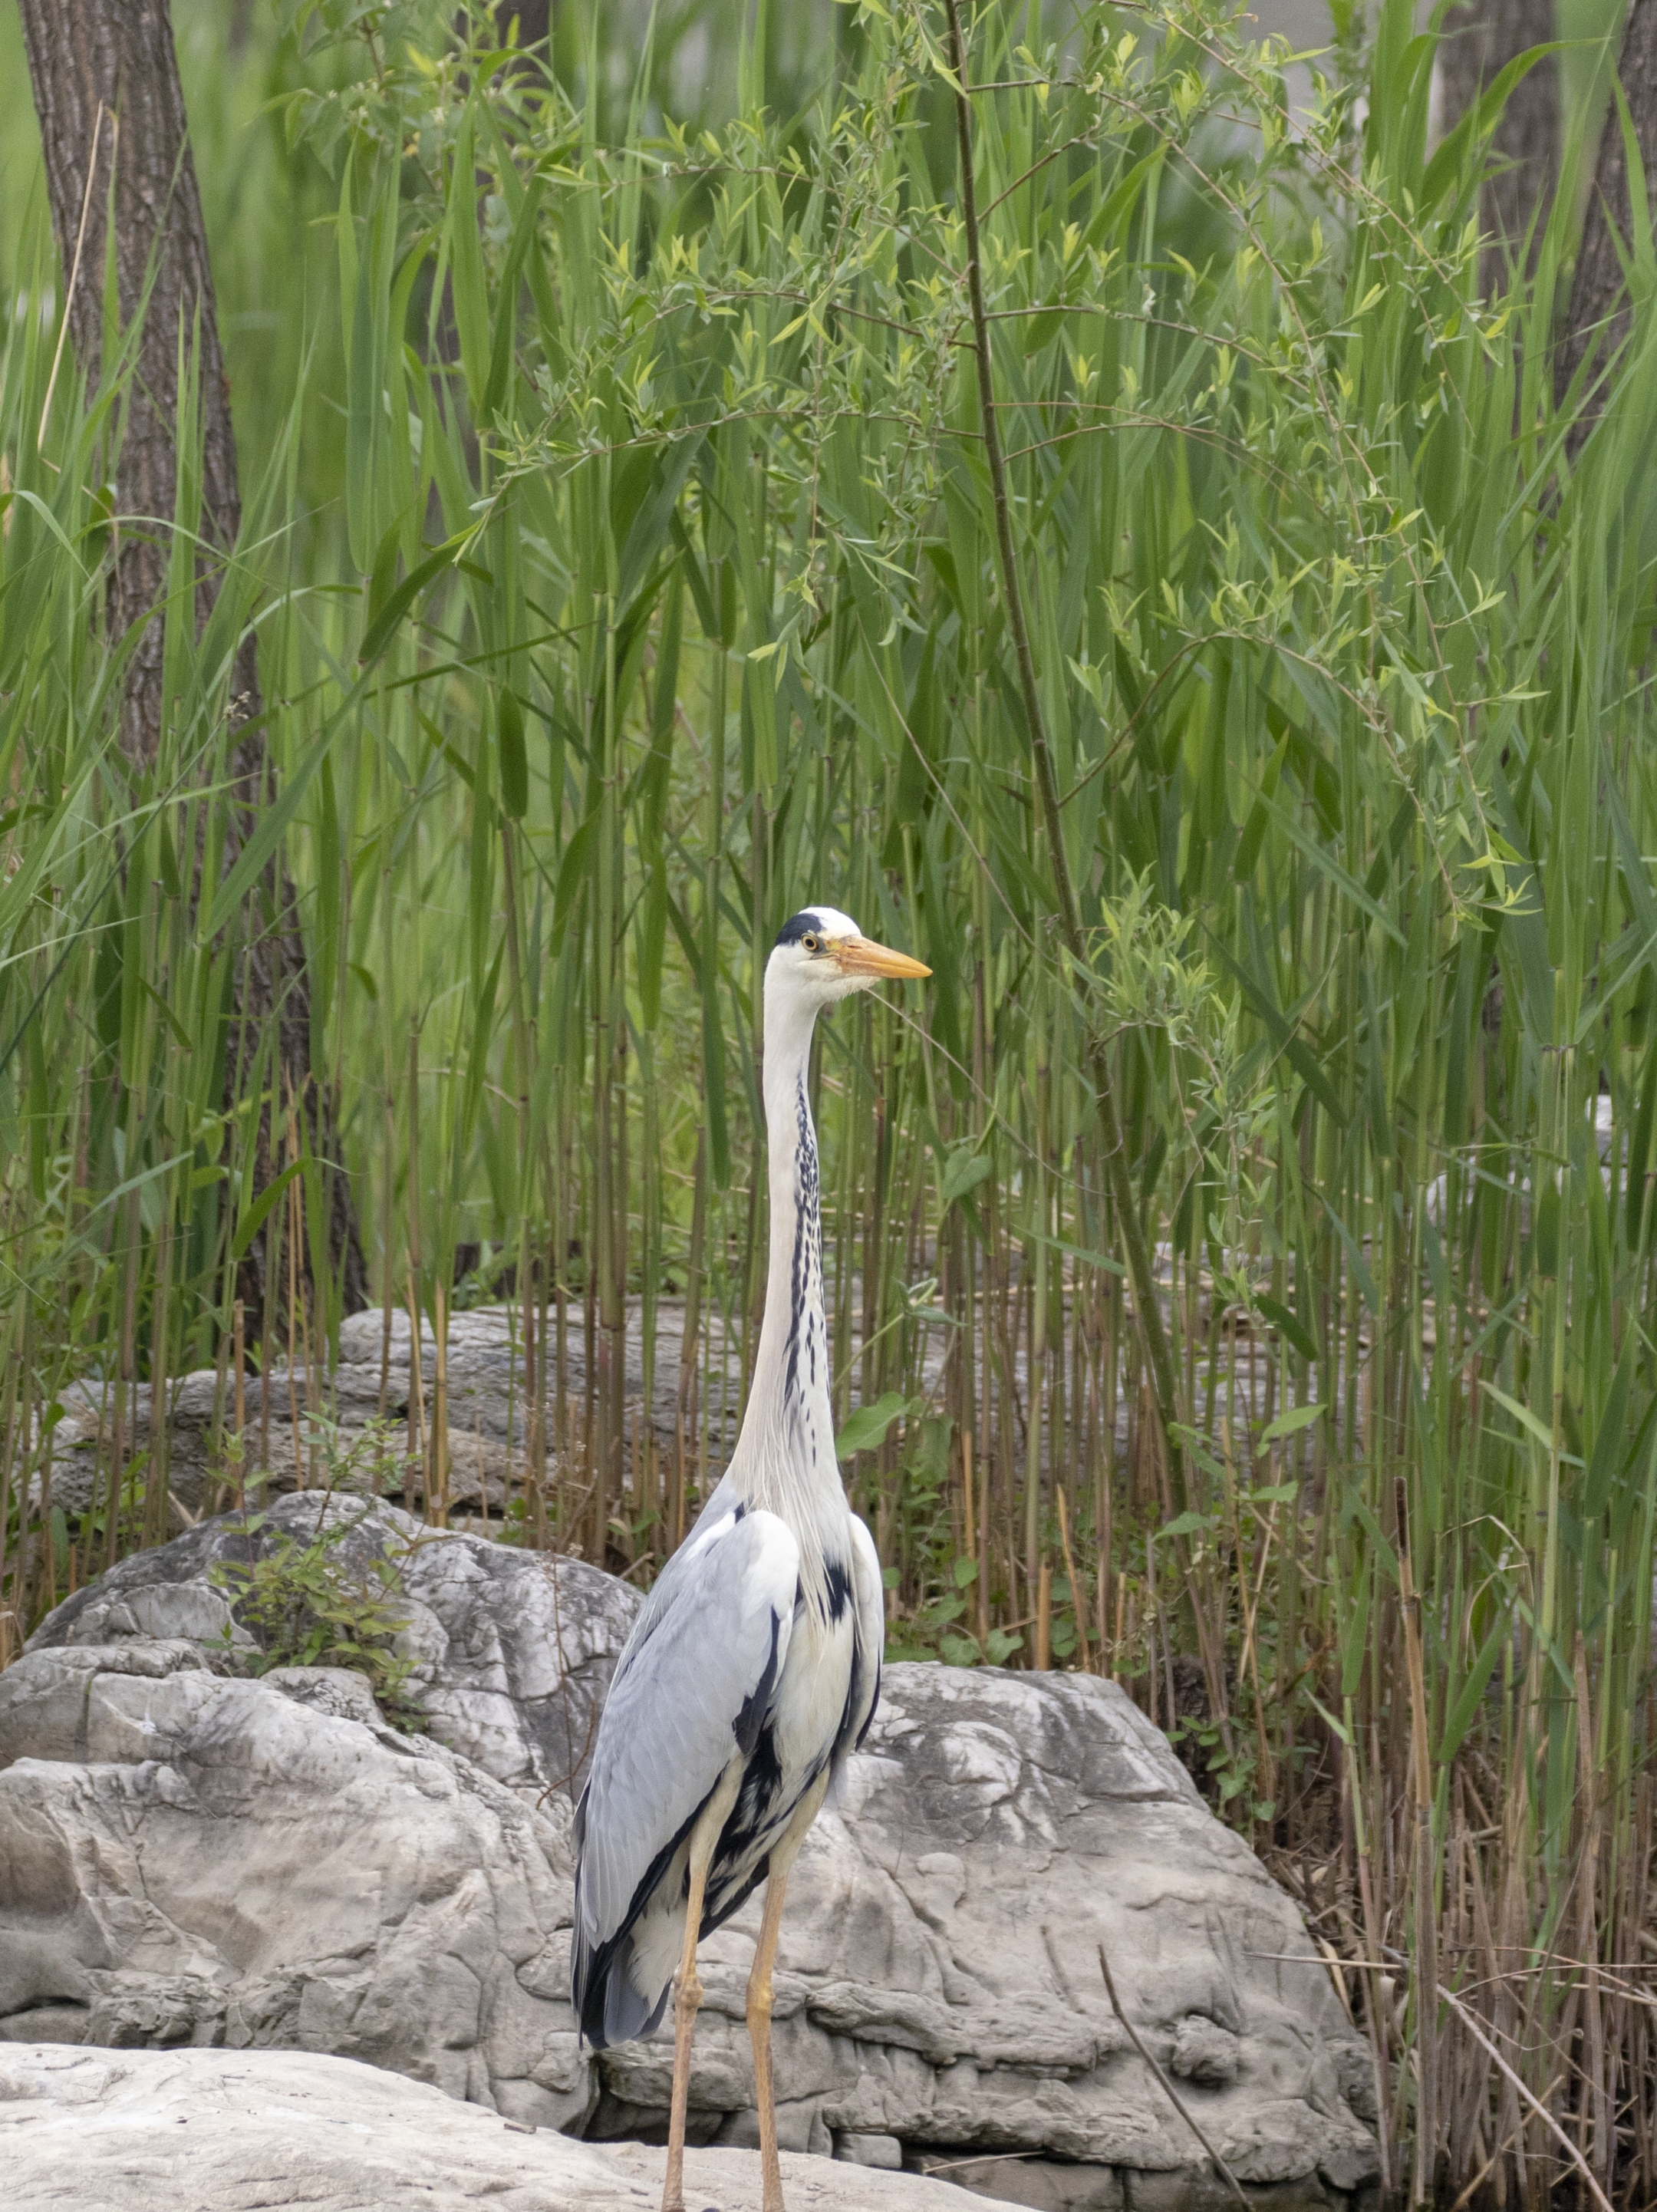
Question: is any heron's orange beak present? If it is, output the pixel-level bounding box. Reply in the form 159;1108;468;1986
832;935;931;981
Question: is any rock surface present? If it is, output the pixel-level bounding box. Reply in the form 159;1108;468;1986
25;1490;635;1798
35;1304;743;1524
0;2042;972;2209
2;1498;1381;2208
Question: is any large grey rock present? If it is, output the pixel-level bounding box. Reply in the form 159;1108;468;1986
0;2042;972;2209
4;1499;1381;2208
26;1492;635;1798
0;1640;592;2131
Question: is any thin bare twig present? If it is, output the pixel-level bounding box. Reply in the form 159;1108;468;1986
1434;1979;1616;2212
1099;1943;1249;2208
39;101;105;452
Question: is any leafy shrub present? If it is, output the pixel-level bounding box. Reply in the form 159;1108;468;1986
209;1509;426;1732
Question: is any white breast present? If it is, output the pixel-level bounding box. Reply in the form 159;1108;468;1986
771;1600;856;1782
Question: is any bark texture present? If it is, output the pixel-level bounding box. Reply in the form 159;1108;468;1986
16;0;367;1320
18;0;240;762
1555;0;1657;410
1440;0;1560;287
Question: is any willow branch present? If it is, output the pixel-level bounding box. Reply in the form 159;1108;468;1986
939;0;1185;1478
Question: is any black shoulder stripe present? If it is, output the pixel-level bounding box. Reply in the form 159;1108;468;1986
733;1607;782;1756
825;1559;852;1623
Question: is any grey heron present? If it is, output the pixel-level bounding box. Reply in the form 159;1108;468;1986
571;904;930;2212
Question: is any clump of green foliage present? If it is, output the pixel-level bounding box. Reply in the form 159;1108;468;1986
209;1511;426;1732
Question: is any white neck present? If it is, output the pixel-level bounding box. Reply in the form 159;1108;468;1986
724;969;847;1572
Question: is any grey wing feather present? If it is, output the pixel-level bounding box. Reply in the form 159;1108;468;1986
840;1513;885;1759
572;1503;799;2036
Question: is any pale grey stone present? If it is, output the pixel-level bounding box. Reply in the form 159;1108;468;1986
838;2128;904;2167
718;2098;835;2155
1125;2173;1336;2212
0;2042;970;2210
0;1640;595;2135
914;2155;1126;2210
1171;2016;1241;2087
6;1498;1382;2206
27;1302;743;1524
28;1492;635;1798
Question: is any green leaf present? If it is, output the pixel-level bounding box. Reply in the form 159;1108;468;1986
1158;1508;1215;1540
448;108;490;415
1261;1402;1325;1442
1320;1195;1381;1315
1257;1294;1319;1363
835;1391;912;1459
357;529;476;669
480;177;545;424
1437;1612;1507;1764
1479;1381;1557;1454
1024;1228;1126;1277
1245;1480;1300;1505
231;1159;305;1262
203;722;334;939
496;689;529;819
1309;1695;1352;1747
1584;1326;1639;1520
1420;45;1564;212
940;1145;994;1208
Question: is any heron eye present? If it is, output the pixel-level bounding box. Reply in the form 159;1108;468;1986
801;933;819;953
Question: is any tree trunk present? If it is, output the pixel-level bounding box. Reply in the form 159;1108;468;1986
16;0;368;1324
1440;0;1560;286
1555;0;1657;411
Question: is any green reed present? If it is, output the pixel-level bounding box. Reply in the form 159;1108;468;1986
1;0;1655;2199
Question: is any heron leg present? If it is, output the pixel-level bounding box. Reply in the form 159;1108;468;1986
660;1854;710;2212
662;1767;740;2212
746;1868;790;2212
743;1792;825;2212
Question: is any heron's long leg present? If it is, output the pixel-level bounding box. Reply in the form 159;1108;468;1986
662;1767;740;2212
661;1851;710;2212
746;1869;789;2212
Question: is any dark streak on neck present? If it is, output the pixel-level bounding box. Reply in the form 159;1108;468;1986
783;1073;820;1409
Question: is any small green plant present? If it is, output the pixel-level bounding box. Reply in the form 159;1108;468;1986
209;1510;427;1732
1168;1715;1278;1828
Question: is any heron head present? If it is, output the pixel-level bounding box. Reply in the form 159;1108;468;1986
768;905;931;1010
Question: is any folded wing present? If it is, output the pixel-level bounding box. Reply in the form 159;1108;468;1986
572;1502;799;2045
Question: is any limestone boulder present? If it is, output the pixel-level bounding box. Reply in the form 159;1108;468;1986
25;1490;635;1797
0;1640;591;2132
4;1498;1382;2208
0;2042;972;2210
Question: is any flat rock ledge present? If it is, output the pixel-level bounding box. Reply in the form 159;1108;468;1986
2;1497;1382;2212
0;2042;971;2210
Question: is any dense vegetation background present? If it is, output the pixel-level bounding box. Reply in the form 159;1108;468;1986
2;0;1656;2200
